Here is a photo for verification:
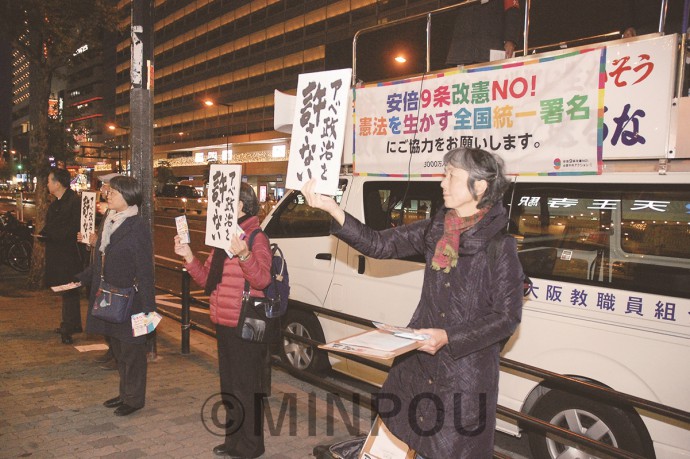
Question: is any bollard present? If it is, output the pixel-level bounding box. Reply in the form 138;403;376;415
181;268;191;355
16;192;24;222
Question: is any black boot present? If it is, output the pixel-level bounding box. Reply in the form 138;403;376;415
94;348;113;363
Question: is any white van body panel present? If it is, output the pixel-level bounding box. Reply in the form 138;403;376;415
265;163;690;457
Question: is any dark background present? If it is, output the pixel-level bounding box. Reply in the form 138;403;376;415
339;0;688;82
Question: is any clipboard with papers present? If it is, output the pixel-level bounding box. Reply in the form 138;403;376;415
318;323;430;360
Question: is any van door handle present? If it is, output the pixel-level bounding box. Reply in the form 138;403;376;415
357;255;365;274
316;253;332;260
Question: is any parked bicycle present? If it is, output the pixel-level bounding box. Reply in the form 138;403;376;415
0;211;34;272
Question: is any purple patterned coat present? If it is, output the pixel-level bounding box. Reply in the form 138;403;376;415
333;203;524;458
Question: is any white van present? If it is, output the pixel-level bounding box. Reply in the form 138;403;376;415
264;12;690;455
263;162;690;458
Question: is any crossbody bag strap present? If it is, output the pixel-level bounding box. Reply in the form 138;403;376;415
242;228;263;296
99;249;138;291
100;250;106;282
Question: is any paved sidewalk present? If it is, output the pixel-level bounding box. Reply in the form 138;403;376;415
0;268;372;459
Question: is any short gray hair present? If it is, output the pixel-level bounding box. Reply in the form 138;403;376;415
443;147;509;208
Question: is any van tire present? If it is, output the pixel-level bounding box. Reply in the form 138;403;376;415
527;389;654;459
280;308;329;374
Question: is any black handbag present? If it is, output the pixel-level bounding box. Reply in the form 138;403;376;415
237;281;280;343
92;252;137;324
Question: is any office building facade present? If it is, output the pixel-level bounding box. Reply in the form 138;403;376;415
110;0;456;196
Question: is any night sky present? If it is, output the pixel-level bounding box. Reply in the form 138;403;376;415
354;0;688;82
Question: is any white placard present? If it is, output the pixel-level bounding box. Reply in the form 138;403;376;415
205;164;242;249
80;192;97;244
286;68;352;195
602;34;676;159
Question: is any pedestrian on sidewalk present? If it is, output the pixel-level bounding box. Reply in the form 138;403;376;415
39;168;84;345
77;176;156;417
77;172;122;369
174;183;272;458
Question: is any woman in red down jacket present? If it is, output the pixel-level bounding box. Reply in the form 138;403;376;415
174;183;271;459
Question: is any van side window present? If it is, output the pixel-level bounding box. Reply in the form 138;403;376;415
362;181;443;230
263;180;348;238
362;181;443;263
507;183;690;298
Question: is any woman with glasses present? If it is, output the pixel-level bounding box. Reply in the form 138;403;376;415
77;176;156;416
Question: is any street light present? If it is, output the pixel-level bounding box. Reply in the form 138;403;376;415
106;123;130;174
203;99;232;163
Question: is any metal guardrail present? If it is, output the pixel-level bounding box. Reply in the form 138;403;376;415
155;262;690;459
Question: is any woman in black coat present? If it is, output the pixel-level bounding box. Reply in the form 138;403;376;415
77;176;156;417
302;148;524;458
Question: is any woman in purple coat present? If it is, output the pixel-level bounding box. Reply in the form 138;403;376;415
302;147;524;458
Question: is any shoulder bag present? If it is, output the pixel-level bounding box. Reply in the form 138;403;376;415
91;252;137;324
236;231;280;343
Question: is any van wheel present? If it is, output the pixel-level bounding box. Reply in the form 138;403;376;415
280;309;329;374
527;389;654;459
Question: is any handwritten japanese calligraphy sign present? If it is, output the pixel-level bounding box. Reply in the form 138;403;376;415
286;68;352;195
80;192;97;244
603;35;676;159
354;49;604;176
204;164;242;250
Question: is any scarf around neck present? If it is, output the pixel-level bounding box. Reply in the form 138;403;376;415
99;205;139;253
431;207;489;273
